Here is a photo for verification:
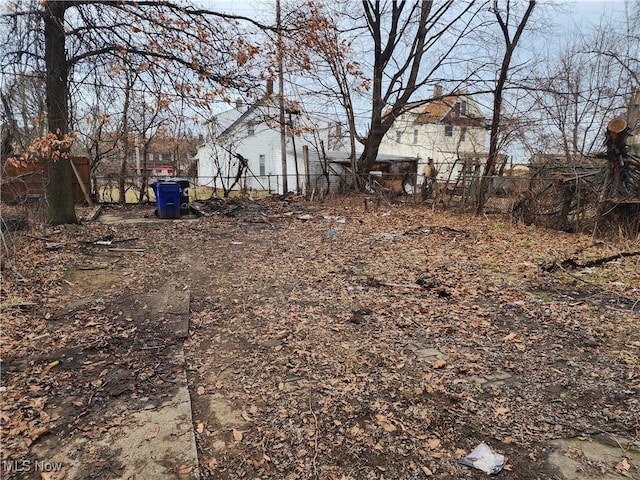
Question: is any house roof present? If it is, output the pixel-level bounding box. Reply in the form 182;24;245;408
392;90;486;127
413;95;458;123
216;95;302;140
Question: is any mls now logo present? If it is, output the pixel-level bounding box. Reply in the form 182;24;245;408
1;459;64;472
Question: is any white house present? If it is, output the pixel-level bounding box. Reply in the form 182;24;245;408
194;86;337;195
378;86;488;185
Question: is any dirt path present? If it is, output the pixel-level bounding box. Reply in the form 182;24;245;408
1;196;638;479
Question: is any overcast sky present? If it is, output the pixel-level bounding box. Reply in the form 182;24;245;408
204;0;632;24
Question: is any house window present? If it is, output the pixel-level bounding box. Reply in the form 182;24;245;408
460;100;467;115
248;123;255;136
460;126;467;141
444;125;453;137
259;154;265;176
413;129;418;144
396;130;401;143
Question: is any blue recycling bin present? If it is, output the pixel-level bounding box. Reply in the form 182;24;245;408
151;181;180;219
173;178;191;215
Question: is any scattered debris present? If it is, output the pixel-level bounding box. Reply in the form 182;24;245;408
2;197;639;480
416;277;442;289
541;250;640;272
458;442;508;475
323;215;346;223
1;213;29;232
84;205;103;222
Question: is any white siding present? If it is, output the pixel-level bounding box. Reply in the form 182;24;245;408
196;102;334;195
379;113;486;184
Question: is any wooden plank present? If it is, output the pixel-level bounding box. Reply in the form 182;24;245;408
70;158;93;206
84;205;103;222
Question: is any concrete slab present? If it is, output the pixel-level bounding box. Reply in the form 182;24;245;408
412;346;443;361
139;285;191;339
548;435;639;479
31;285;198;479
33;383;199;479
469;371;513;386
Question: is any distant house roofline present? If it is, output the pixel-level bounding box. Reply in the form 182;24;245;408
382;90;486;128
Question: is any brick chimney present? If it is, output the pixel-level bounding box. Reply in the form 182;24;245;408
235;97;243;109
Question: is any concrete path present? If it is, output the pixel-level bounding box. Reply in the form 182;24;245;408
32;284;199;480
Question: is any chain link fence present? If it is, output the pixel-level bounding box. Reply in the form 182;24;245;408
1;163;614;240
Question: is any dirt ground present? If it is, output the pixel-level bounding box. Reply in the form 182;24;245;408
1;195;639;479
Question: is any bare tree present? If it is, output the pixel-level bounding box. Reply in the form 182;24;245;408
72;67;121;202
2;0;261;224
281;1;369;187
1;74;47;156
523;11;636;160
358;1;486;179
475;0;535;214
201;142;249;198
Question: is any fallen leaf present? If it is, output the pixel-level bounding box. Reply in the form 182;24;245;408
196;422;204;434
616;458;630;471
197;386;205;395
421;465;433;475
431;359;447;369
232;428;243;441
564;447;582;459
177;464;193;474
427;438;441;449
495;406;509;416
375;414;397;432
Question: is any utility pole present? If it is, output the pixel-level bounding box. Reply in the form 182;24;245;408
276;0;288;194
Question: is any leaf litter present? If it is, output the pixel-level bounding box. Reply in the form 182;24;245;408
0;196;638;479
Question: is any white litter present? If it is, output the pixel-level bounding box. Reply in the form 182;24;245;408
458;442;508;475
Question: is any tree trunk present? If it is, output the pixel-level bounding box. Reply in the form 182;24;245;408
359;131;385;175
475;0;536;215
356;1;432;188
44;1;77;225
119;76;132;204
138;139;150;203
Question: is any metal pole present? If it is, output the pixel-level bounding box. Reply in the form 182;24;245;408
277;0;287;194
